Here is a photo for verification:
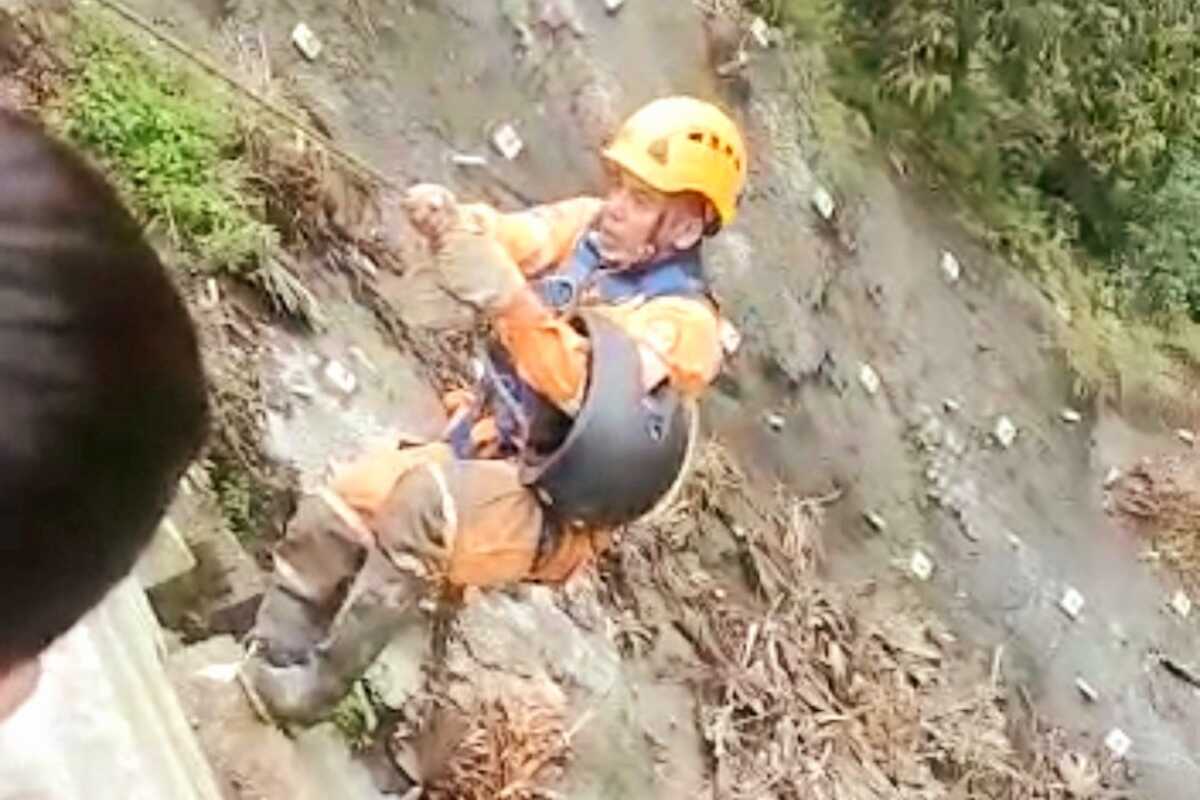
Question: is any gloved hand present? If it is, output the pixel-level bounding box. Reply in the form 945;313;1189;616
401;183;459;249
402;183;527;313
434;214;528;314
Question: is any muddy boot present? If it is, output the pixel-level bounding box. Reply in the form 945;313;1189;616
245;549;426;725
250;492;373;666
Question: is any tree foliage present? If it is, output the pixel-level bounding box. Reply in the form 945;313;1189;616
776;0;1200;319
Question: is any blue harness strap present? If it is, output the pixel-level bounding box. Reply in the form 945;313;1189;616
448;234;708;458
533;234;707;312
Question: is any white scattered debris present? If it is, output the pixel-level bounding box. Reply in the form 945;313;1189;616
291;23;323;61
204;277;220;308
604;0;625;13
1171;590;1193;619
348;346;378;375
749;16;772;48
1061;408;1083;424
450;152;489;167
281;366;317;399
939;250;961;283
1103;466;1122;488
1104;728;1132;759
1054;299;1073;323
491;123;524;160
764;412;786;432
811;185;836;221
858;363;882;395
864;512;887;533
719;318;743;355
942;398;962;414
323;359;358;395
196;662;241;684
909;550;934;581
1006;532;1023;549
1074;677;1099;703
1176;428;1196;446
1060;587;1085;620
993;415;1018;448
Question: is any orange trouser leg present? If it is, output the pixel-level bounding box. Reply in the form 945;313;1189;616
372;456;612;587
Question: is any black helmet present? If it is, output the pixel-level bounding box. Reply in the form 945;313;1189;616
520;310;694;527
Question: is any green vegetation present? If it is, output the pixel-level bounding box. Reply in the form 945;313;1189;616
329;681;381;750
205;455;262;544
756;0;1200;404
60;12;276;271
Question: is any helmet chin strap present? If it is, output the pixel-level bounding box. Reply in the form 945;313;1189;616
633;209;668;266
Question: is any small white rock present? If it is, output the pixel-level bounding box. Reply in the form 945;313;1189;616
993;415;1017;448
811;185;836;221
1074;677;1099;703
1177;428;1196;446
1171;590;1193;618
205;277;220;308
858;363;881;395
1104;728;1132;759
749;16;772;48
604;0;625;13
491;123;524;161
719;318;743;355
1060;587;1085;620
1061;408;1083;424
940;250;961;283
909;550;934;581
348;346;378;375
864;512;887;533
450;152;489;167
323;359;358;395
764;412;786;432
291;23;323;60
942;398;961;414
196;662;241;684
1054;299;1073;323
1103;466;1122;488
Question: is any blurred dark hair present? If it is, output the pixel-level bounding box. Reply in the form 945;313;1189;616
0;111;208;666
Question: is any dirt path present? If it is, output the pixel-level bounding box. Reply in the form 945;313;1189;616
102;0;1200;795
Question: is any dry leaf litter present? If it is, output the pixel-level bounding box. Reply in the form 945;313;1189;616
608;442;1130;799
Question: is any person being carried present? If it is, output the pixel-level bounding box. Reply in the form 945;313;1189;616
247;96;749;722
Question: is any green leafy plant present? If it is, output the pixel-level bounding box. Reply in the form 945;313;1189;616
61;13;276;271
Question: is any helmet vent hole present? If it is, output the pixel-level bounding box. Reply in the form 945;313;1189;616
688;131;705;143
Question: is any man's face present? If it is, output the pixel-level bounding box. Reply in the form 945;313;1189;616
595;168;674;268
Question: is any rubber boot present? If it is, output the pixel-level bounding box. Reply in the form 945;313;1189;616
245;549;426;725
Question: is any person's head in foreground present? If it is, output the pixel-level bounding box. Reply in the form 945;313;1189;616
0;111;209;721
593;95;746;267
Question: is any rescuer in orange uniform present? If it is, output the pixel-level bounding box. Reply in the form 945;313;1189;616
246;96;749;722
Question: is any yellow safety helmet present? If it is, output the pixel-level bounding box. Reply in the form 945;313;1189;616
602;96;748;227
